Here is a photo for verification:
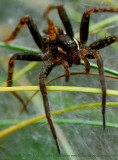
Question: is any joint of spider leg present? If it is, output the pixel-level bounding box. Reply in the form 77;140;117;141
25;15;31;22
9;56;17;65
80;47;95;59
20;16;29;24
57;3;63;8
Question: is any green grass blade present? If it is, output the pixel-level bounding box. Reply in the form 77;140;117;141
1;119;118;129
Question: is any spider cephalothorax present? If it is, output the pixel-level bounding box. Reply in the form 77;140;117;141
2;4;118;153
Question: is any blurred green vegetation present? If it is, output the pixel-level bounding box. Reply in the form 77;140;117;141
0;0;118;159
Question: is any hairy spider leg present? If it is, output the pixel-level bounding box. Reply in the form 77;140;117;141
61;60;70;81
39;18;70;153
80;8;118;127
84;35;118;128
94;53;106;128
3;16;49;111
48;18;70;81
80;8;118;44
88;36;118;127
11;91;28;112
44;4;74;38
81;47;106;128
8;52;49;111
80;56;90;73
40;60;60;154
89;36;118;50
2;16;46;52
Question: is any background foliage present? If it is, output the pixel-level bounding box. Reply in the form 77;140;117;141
0;0;118;159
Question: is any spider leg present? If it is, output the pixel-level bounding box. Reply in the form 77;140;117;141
44;4;74;38
2;16;46;52
82;48;106;128
80;8;118;44
89;36;118;50
8;52;48;111
48;18;70;81
11;91;28;112
40;60;60;154
87;35;118;127
80;56;90;73
94;52;106;128
61;60;70;81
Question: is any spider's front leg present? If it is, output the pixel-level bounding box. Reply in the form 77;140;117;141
2;16;47;51
48;18;70;82
39;60;60;154
80;8;118;44
44;4;74;38
8;52;48;111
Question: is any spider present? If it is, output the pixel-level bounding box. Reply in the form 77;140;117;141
2;4;118;153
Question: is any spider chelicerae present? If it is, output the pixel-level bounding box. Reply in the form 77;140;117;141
2;4;118;153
